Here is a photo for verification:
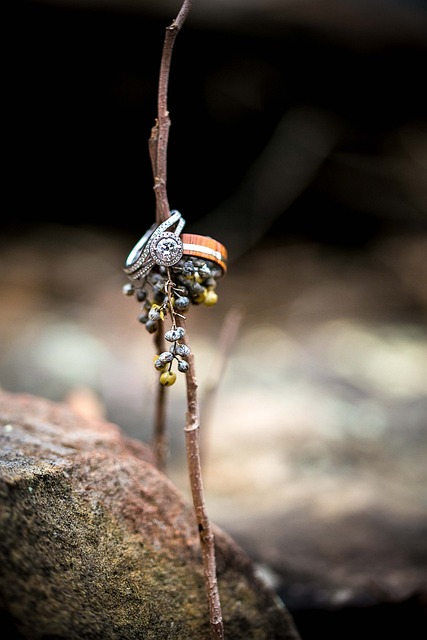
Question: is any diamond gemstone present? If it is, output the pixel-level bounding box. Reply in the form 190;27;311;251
150;232;183;266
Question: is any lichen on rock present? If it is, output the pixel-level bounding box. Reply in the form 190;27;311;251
0;390;300;640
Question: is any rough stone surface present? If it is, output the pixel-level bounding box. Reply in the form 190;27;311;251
0;390;301;640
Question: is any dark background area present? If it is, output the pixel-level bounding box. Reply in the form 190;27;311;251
4;1;427;638
8;0;427;251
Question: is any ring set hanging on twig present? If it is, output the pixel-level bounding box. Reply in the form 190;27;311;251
124;211;227;280
122;211;228;386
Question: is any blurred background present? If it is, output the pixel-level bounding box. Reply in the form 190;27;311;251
3;0;427;637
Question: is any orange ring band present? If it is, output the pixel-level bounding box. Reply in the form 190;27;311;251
180;233;228;275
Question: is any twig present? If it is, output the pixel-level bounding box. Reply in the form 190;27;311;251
178;316;224;639
147;2;225;637
149;1;193;464
149;0;193;225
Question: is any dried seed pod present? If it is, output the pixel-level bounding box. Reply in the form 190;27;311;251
158;351;174;364
177;360;189;373
182;261;195;276
210;266;223;279
122;283;135;296
175;343;190;358
204;277;217;289
148;304;165;322
149;273;164;285
190;282;205;296
154;358;167;372
198;264;212;279
153;286;167;305
136;289;147;302
145;319;158;333
164;327;185;342
175;296;190;311
148;308;160;322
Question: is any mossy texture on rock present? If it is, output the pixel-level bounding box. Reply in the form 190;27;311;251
0;391;301;640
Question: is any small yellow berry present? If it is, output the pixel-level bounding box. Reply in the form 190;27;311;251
159;371;177;386
194;289;208;304
203;290;218;306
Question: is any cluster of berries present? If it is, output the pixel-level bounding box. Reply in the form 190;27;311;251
153;329;191;386
123;255;222;386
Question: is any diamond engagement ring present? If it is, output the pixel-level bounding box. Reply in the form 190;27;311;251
124;210;186;280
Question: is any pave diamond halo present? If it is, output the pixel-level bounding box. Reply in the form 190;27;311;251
150;231;184;266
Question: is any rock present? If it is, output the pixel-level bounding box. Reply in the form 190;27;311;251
0;390;301;640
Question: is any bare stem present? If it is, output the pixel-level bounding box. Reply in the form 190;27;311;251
149;0;193;466
149;0;193;224
178;317;225;640
147;2;224;636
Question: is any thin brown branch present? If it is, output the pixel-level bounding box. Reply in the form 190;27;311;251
149;0;193;225
148;0;193;467
146;2;224;636
178;318;224;640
